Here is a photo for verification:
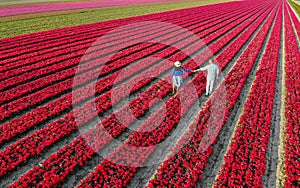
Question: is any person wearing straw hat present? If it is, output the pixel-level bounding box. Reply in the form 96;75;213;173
195;58;219;96
171;61;195;95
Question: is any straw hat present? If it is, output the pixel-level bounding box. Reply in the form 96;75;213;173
174;61;181;67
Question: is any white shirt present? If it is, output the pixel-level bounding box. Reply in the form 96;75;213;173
200;63;219;81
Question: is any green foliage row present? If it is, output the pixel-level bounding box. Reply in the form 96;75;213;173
288;0;300;17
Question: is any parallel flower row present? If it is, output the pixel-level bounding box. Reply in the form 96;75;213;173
282;2;300;187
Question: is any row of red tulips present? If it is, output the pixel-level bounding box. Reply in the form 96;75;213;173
0;9;195;53
0;10;170;57
147;2;278;187
282;2;300;187
0;23;152;67
3;2;271;185
1;2;245;70
199;3;267;45
215;4;282;186
202;1;271;51
0;44;168;123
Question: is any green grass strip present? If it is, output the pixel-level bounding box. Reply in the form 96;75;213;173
0;0;233;38
288;0;300;17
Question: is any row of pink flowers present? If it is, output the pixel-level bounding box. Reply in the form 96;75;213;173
215;4;282;186
282;2;300;187
148;2;278;187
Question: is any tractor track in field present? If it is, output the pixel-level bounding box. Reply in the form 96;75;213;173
0;4;269;185
196;3;279;187
59;3;276;187
261;4;284;187
275;5;286;187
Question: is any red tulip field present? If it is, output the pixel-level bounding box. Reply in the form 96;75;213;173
0;0;299;187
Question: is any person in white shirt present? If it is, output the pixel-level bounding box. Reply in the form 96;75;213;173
195;59;219;96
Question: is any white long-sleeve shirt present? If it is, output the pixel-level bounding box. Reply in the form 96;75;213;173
200;63;219;81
